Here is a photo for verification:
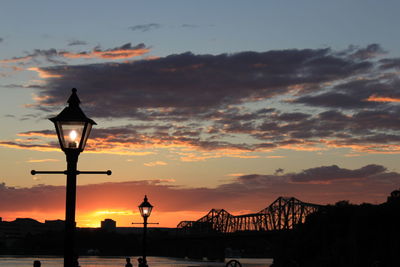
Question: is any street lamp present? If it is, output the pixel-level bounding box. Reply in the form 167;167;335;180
138;195;155;266
31;88;111;267
50;88;95;267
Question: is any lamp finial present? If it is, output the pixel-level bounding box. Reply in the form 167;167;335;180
67;88;81;106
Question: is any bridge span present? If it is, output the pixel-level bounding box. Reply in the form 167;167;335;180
177;196;322;234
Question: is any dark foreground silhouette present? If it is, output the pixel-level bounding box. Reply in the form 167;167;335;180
2;190;400;266
125;257;133;267
271;190;400;267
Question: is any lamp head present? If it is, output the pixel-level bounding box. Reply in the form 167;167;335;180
138;195;153;218
49;88;96;152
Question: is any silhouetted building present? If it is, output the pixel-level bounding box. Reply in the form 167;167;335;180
0;218;66;240
0;217;176;255
101;219;116;232
45;219;65;232
12;218;43;236
0;218;40;239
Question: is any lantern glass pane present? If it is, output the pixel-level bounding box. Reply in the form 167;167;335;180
58;122;85;149
139;206;153;218
80;123;92;150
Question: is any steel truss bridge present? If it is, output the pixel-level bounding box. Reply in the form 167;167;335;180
177;197;322;234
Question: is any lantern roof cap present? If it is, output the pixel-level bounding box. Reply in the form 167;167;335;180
139;195;153;208
49;88;96;125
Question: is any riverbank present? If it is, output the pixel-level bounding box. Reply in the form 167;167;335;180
0;256;273;267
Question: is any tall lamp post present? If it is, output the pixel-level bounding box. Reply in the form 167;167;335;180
135;195;158;266
31;88;111;267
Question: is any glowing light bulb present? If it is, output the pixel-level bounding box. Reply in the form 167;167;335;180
68;130;78;148
69;130;77;141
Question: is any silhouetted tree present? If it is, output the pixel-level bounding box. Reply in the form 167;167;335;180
387;189;400;203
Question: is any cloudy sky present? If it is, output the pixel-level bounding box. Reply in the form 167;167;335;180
1;0;400;227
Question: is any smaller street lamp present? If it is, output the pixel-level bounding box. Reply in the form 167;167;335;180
133;195;158;267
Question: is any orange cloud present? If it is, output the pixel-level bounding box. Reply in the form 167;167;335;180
177;150;255;162
226;173;245;177
323;139;400;154
366;94;400;103
1;43;150;68
144;161;167;167
27;159;60;163
59;43;150;60
62;48;150;60
28;67;62;78
0;56;32;63
18;131;56;138
280;143;324;152
0;141;58;152
0;130;318;161
0;140;155;156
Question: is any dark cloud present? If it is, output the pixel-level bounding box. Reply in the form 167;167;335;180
349;44;386;60
3;44;397;154
8;102;400;155
379;58;400;70
88;124;253;152
0;48;66;64
0;182;64;212
277;112;311;121
212;106;400;152
61;43;149;60
0;37;3;43
0;43;149;65
9;103;400;155
291;164;388;182
0;140;56;150
68;40;87;46
31;49;66;64
267;109;400;145
129;23;161;32
351;109;400;131
32;48;372;117
11;125;252;155
294;92;376;109
294;71;400;111
215;163;399;203
19;129;54;137
3;84;47;89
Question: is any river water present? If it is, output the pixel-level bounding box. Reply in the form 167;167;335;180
0;256;273;267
